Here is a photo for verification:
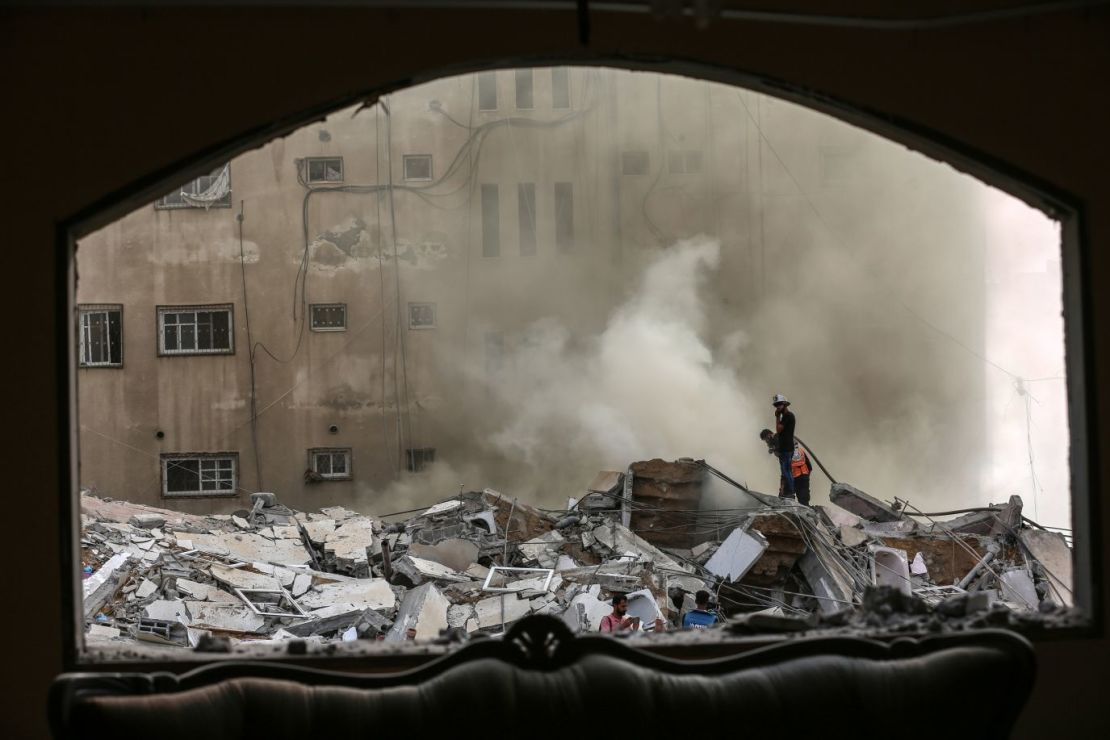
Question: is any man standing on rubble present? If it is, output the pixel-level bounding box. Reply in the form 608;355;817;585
772;394;796;500
760;428;812;506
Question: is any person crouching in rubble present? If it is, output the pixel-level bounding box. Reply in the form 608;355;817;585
682;590;719;630
760;427;812;506
600;595;667;634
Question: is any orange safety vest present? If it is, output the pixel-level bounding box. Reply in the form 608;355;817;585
791;444;811;478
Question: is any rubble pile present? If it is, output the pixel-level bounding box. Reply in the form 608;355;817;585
79;461;1079;657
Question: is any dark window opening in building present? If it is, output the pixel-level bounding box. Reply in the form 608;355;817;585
406;447;436;472
482;183;500;257
518;182;537;256
309;448;352;480
404;154;433;181
408;302;437;329
622;151;650;175
310;304;347;331
668;150;703;174
551;67;570;109
515;68;534;109
155;164;232;209
78;305;122;367
478;71;498;111
305;157;344;183
162;454;237;497
554;182;574;251
157;305;233;355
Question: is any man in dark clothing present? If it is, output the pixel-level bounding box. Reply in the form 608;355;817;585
760;428;812;505
773;394;796;499
682;590;719;630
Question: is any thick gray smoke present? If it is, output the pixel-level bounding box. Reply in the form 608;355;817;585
480;237;762;489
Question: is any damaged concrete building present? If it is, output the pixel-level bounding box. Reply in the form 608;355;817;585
81;458;1076;659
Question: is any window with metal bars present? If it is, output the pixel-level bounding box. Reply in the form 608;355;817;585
310;304;347;331
78;305;123;367
157;305;234;355
309;448;352;480
162;454;237;497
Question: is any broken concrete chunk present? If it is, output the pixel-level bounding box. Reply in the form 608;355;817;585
144;599;191;625
562;584;613;633
86;624;122;640
185;601;266;633
232;515;250;530
839;525;869;547
1020;529;1074;607
409;538;481;572
291;573;312;598
392;555;471;586
209;564;280;591
829;483;902;523
386;583;450;641
999;568;1039;609
300;519;337;546
474;593;536;630
705;526;768;583
83;553;132;619
128;514;167;530
135;578;158;600
298;579;396;611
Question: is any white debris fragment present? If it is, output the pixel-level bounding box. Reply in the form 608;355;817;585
299;579;396;611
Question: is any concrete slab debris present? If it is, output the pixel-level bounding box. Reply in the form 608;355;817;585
79;457;1076;654
298;579;396;611
386;583;450;641
185;601;267;633
705;527;768;583
829;483;902;523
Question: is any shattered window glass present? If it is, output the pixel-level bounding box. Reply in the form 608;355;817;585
155;164;232;209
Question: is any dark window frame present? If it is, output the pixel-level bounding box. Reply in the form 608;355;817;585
551;67;571;109
408;302;437;330
515;68;534;109
518;182;537;256
156;304;235;356
478;71;498;111
554;181;574;251
481;183;501;257
77;304;123;368
160;452;239;498
308;447;353;481
305;156;345;183
403;154;434;182
310;303;348;332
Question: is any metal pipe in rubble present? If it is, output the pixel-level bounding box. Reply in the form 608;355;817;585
957;542;1001;590
795;436;839;485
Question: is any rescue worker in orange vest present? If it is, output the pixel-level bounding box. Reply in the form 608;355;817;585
760;428;812;506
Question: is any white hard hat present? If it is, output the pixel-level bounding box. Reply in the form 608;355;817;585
772;394;790;406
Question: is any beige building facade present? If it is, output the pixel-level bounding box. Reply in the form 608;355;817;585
75;67;987;515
